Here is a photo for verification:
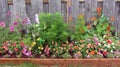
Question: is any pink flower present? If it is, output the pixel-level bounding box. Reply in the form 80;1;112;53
12;43;16;47
9;26;14;32
2;45;8;51
20;42;25;47
22;19;27;25
14;48;18;52
13;22;18;26
93;37;98;42
0;22;5;27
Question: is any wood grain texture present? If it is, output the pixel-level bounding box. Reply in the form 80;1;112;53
0;58;120;67
0;0;9;24
85;0;97;23
13;0;27;20
103;0;116;30
30;0;43;23
71;0;79;23
49;0;61;13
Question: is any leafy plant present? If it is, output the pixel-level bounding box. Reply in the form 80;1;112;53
38;13;68;45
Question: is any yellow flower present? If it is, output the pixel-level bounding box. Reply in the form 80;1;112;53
29;47;32;50
33;42;36;45
38;47;41;49
37;38;40;41
31;44;35;47
41;47;43;50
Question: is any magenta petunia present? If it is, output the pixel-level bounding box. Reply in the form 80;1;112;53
0;22;6;27
13;22;18;26
9;26;15;32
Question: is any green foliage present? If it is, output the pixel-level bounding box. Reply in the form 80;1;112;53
74;15;88;40
38;13;68;45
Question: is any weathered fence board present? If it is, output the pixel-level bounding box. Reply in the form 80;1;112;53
61;3;67;22
116;2;120;33
103;0;117;31
43;3;49;13
30;0;43;23
13;0;26;21
85;0;97;23
71;0;79;23
79;2;85;15
49;0;61;13
0;0;9;24
1;0;120;33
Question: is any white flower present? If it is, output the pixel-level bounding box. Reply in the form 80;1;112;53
36;24;39;27
35;14;39;24
98;43;101;46
107;45;110;48
111;50;113;53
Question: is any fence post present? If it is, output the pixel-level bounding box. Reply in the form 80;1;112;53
85;0;97;24
31;0;43;23
0;0;9;24
13;0;27;21
49;0;61;13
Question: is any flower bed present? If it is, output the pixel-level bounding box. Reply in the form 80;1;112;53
0;58;120;67
0;7;120;59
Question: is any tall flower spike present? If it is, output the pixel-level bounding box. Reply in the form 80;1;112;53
35;14;39;24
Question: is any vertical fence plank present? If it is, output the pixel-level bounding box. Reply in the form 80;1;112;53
71;0;79;23
49;0;61;13
43;3;49;13
103;0;117;31
9;5;14;24
61;2;67;22
79;2;85;15
26;4;32;23
85;0;97;23
0;0;9;24
116;2;120;33
31;0;43;23
13;0;27;21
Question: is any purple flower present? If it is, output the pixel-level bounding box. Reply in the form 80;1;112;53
9;51;13;54
68;7;71;18
0;22;5;27
13;22;18;26
74;53;81;59
26;17;31;25
25;51;31;56
9;26;15;32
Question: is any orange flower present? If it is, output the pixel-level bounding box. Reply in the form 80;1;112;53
111;16;115;22
87;25;92;29
107;25;111;32
75;46;79;49
90;17;96;21
68;16;73;21
89;50;96;55
96;7;102;15
78;14;84;19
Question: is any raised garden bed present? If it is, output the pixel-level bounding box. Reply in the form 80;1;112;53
0;58;120;67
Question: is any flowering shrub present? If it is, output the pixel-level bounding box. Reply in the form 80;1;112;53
0;8;120;59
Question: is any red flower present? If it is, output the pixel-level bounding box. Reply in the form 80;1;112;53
103;51;107;56
14;48;18;52
20;42;25;47
12;43;16;47
107;39;112;44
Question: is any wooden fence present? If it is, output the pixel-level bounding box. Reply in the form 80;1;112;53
0;0;120;32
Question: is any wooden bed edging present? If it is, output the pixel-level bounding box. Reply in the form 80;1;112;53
0;58;120;67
